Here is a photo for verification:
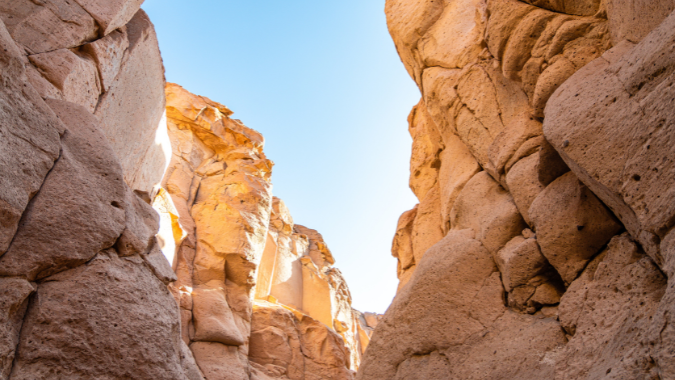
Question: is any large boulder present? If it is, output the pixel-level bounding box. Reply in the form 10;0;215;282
9;250;192;380
529;172;622;284
0;99;126;281
450;172;526;255
543;11;675;267
357;230;567;380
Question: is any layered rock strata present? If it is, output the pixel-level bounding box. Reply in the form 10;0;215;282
358;0;675;379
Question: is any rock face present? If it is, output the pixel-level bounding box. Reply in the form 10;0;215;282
160;84;369;379
0;2;366;379
363;0;675;379
0;2;198;378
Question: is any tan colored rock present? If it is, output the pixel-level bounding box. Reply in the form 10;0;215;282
529;172;622;284
357;230;567;380
495;235;548;292
10;250;193;380
251;302;355;380
417;0;486;70
72;0;144;36
0;0;97;54
438;133;482;233
95;10;169;195
537;138;569;186
408;101;442;202
0;20;64;255
450;171;526;255
522;0;602;16
380;0;675;377
269;233;304;310
300;258;333;328
163;84;361;375
116;186;160;257
486;0;610;116
505;153;545;225
391;206;417;273
607;0;675;44
0;99;126;281
557;234;667;379
396;265;416;293
143;243;178;285
254;232;280;300
190;342;249;380
0;278;34;380
192;286;245;346
363;313;382;329
411;185;444;263
543;12;675;268
384;0;445;85
295;225;335;268
81;26;129;92
27;48;101;112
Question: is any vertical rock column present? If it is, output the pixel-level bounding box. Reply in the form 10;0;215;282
163;83;274;379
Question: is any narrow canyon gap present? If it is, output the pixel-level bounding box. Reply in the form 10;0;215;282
0;0;675;380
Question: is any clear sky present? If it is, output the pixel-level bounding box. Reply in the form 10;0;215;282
142;1;420;314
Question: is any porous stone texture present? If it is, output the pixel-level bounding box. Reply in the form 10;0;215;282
0;2;364;379
0;3;197;378
368;0;675;378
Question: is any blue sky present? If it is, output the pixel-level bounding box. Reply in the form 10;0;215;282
142;1;420;313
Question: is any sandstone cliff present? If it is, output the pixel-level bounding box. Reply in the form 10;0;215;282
158;83;370;380
0;2;368;379
357;0;675;379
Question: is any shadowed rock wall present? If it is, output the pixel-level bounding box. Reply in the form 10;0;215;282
357;0;675;379
0;1;198;379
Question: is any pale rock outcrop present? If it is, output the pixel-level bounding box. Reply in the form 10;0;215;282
162;84;362;379
162;83;274;377
450;171;526;255
0;0;98;54
391;206;417;290
358;230;567;379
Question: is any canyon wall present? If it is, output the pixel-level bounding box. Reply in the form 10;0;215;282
159;84;372;380
0;2;370;379
357;0;675;379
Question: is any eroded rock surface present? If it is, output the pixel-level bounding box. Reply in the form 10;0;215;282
368;0;675;378
161;84;366;379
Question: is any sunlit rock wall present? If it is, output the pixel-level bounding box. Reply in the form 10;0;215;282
160;84;373;380
358;0;675;379
0;1;371;378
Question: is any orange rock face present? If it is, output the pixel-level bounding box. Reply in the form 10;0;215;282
0;2;366;378
161;84;369;379
366;0;675;378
